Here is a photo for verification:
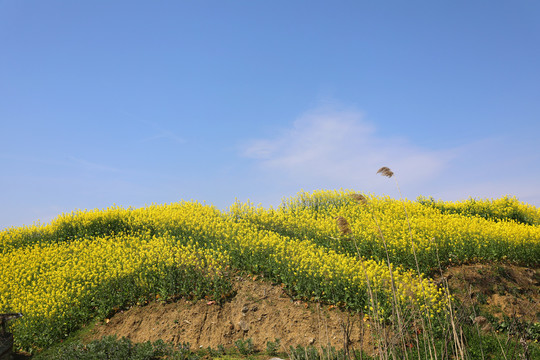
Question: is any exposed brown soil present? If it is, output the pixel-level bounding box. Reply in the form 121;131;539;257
87;275;372;352
87;265;540;352
439;264;540;322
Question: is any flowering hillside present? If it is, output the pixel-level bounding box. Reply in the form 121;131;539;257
1;191;538;353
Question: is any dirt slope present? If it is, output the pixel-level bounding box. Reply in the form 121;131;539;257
87;265;540;352
87;275;371;352
441;264;540;322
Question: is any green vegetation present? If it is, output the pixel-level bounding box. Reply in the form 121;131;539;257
34;336;198;360
416;195;540;226
33;333;540;360
1;183;539;359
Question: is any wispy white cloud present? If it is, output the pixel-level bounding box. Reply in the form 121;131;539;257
240;106;540;206
242;107;454;190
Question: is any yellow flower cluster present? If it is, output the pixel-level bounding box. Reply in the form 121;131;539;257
123;202;445;311
231;190;540;271
0;230;229;350
9;191;533;350
417;195;540;226
0;236;217;317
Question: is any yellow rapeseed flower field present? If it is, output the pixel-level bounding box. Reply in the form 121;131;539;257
1;191;537;352
230;190;540;272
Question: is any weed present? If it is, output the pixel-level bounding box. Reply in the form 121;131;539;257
34;335;181;360
477;292;488;305
266;338;281;356
207;344;227;357
234;338;255;355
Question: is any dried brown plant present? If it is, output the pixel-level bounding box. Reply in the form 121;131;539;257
349;193;368;205
335;216;352;235
377;166;394;178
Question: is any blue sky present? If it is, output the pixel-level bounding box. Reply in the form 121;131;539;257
1;1;539;229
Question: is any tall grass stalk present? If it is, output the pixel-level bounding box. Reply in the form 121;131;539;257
344;166;498;359
345;192;409;360
467;284;485;360
434;238;467;360
377;167;438;360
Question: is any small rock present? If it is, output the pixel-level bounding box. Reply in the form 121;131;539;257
241;305;249;313
237;320;250;331
308;338;315;345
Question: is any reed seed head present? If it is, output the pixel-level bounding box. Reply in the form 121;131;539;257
349;193;368;205
335;216;352;235
377;166;394;178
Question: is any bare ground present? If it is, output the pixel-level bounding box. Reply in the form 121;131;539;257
441;264;540;322
86;265;540;352
87;275;372;353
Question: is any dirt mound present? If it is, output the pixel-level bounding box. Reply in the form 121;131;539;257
87;275;371;352
87;265;540;352
439;264;540;322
